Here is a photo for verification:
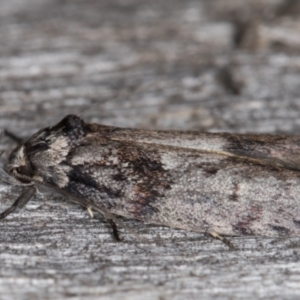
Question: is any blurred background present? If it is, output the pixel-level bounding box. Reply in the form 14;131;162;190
1;0;300;299
1;0;300;135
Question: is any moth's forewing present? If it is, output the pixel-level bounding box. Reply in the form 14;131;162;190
6;114;300;238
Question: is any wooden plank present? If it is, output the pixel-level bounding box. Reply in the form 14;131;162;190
1;0;300;299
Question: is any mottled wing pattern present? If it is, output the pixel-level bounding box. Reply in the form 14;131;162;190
6;115;300;238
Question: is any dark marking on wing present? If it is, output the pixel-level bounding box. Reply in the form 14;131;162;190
225;134;300;172
115;143;172;217
270;225;290;235
293;220;300;228
25;142;49;155
229;182;239;202
233;223;254;236
112;173;127;181
68;168;99;190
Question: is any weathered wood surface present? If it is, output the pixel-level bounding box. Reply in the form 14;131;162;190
1;0;300;299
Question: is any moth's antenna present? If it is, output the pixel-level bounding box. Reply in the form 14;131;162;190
3;129;24;144
0;131;3;158
0;186;36;220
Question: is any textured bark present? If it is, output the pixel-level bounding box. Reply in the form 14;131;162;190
1;0;300;299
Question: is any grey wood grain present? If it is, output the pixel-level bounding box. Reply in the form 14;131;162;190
1;0;300;299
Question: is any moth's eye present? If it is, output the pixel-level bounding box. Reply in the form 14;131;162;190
16;166;32;177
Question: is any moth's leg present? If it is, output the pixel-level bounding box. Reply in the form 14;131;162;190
208;231;235;250
3;129;24;144
86;207;119;241
107;218;121;241
0;186;36;219
86;206;121;241
93;207;147;242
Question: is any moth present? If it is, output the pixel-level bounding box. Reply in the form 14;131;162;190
1;114;300;248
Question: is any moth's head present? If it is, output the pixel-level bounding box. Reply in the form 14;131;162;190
6;114;87;184
8;144;33;184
